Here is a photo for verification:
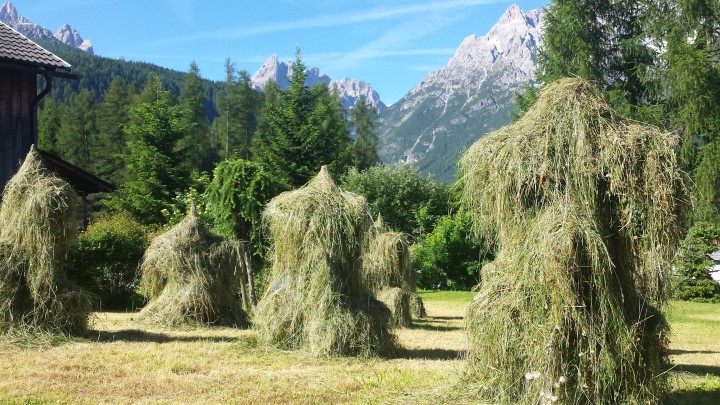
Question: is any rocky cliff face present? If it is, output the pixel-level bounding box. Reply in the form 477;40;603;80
251;54;386;112
0;2;93;54
377;4;543;182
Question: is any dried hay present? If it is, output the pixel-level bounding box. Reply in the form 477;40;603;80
0;146;92;335
254;166;395;357
459;78;686;403
365;217;425;324
138;206;249;327
376;287;412;327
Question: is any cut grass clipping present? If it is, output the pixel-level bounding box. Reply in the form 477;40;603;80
459;78;686;404
138;205;249;327
365;216;425;326
0;146;92;336
254;166;395;357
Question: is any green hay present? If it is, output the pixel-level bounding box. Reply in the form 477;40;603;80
365;218;425;324
0;146;92;335
138;207;249;327
459;79;685;404
254;166;395;357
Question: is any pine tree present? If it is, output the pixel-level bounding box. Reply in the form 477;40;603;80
94;76;131;184
56;89;97;170
179;61;214;172
212;59;257;160
38;99;62;154
252;49;350;188
350;94;379;170
106;77;189;225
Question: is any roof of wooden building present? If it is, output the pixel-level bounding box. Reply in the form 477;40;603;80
39;150;115;195
0;21;71;70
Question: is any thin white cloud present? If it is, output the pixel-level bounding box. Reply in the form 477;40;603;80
148;0;505;45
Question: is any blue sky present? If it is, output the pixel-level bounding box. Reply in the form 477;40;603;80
10;0;548;105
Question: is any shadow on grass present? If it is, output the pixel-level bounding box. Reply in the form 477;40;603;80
673;364;720;376
86;329;238;344
427;316;464;321
670;349;720;356
665;389;720;405
410;321;463;332
393;347;465;360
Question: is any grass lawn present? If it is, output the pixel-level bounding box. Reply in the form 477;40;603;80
0;292;717;404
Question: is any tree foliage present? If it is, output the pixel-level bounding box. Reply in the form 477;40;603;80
350;94;380;170
206;158;282;250
75;214;149;310
252;50;350;189
674;222;720;302
341;165;449;237
412;212;489;290
105;77;190;225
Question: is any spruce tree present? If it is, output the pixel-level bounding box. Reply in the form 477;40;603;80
179;61;214;172
252;49;350;188
106;77;189;225
350;94;379;170
38;99;62;155
56;89;97;170
94;76;131;184
212;59;257;160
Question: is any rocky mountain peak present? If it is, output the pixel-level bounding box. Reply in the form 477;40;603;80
251;54;386;112
54;23;93;53
0;2;93;54
377;4;544;181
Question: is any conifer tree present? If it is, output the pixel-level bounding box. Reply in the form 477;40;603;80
179;61;214;172
253;49;350;188
212;59;257;160
38;99;62;155
94;76;131;184
350;94;379;170
56;89;97;170
106;77;189;224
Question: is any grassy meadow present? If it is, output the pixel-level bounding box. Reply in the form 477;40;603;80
0;292;717;404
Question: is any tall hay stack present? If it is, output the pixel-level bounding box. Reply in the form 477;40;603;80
138;206;249;327
365;217;425;326
254;167;395;357
459;79;685;403
0;147;92;335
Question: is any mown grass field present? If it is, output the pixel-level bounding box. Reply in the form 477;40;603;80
0;292;717;404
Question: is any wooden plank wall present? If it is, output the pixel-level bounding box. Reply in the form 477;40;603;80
0;68;36;192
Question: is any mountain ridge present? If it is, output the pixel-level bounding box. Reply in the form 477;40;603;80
251;54;387;113
377;4;544;182
0;2;93;54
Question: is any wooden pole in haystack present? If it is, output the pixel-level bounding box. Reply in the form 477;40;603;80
459;78;686;404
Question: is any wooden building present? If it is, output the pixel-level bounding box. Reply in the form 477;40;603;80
0;21;112;195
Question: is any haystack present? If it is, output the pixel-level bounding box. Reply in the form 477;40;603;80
138;205;249;327
459;79;685;403
0;146;92;335
365;216;425;326
254;166;395;357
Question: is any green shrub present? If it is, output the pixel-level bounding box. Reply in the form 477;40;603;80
75;214;149;310
674;222;720;302
341;166;449;237
412;213;489;290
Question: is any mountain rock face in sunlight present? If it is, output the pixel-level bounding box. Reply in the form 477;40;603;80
0;2;94;54
251;54;387;112
377;4;543;182
54;23;93;54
